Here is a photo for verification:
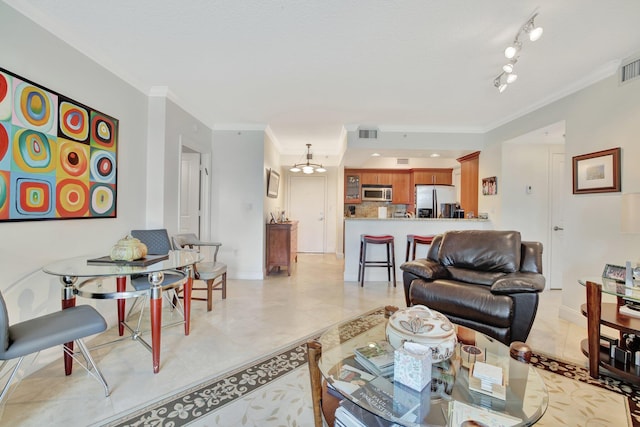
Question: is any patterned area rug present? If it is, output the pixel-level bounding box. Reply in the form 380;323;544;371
529;352;640;426
100;309;640;426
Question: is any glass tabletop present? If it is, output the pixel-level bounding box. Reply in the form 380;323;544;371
578;277;640;302
42;250;202;278
317;308;548;427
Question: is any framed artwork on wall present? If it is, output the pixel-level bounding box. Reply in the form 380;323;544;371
482;176;497;195
267;169;279;198
572;147;621;194
0;66;118;221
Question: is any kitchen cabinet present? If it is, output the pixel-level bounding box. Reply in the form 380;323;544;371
457;151;480;217
346;168;454;207
266;221;298;276
344;173;361;203
412;169;453;185
360;171;392;185
391;171;410;204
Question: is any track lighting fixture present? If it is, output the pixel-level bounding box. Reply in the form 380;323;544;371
494;12;543;92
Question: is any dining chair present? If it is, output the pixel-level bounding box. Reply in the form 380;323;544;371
128;229;186;325
0;291;109;402
172;233;227;312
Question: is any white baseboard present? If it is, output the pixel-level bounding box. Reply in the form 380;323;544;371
559;304;586;328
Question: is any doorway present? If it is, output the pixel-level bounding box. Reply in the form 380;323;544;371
178;135;211;240
549;151;565;289
180;150;201;235
288;175;326;253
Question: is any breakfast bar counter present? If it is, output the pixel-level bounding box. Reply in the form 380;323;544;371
343;218;491;283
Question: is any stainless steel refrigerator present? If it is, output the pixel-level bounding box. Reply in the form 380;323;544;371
415;185;457;218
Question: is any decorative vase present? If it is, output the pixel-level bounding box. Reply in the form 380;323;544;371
110;235;148;261
386;305;457;363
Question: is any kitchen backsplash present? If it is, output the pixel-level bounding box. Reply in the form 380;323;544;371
345;202;408;218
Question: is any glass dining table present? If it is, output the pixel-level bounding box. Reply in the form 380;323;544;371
43;250;202;374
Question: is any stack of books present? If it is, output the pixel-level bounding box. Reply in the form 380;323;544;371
353;341;395;377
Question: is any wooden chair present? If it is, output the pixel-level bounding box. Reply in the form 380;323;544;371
172;233;227;311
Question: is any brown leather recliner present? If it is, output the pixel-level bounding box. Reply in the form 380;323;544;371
399;230;545;345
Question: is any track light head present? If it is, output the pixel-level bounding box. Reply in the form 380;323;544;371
494;74;508;93
523;15;543;41
502;59;517;73
504;41;521;59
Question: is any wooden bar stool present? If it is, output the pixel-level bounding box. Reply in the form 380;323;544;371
405;234;435;261
358;234;396;287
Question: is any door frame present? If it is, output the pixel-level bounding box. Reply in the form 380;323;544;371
548;150;565;290
287;174;327;253
178;135;211;240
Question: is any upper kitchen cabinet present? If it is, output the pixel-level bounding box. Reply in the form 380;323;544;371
457;151;480;217
412;169;453;185
360;170;393;185
391;171;411;204
345;172;361;203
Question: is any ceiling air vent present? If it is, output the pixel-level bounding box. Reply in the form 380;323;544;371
397;158;409;165
359;129;378;139
620;56;640;84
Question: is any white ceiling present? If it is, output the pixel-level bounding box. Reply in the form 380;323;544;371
6;1;640;166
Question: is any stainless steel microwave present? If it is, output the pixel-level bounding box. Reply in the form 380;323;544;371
362;186;392;202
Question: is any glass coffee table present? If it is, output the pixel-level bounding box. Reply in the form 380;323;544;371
308;308;548;426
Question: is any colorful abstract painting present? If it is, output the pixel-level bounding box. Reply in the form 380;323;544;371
0;67;117;221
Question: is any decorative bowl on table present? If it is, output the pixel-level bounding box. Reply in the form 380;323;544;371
386;305;457;362
110;235;148;261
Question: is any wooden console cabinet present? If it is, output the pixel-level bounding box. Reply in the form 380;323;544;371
266;221;298;276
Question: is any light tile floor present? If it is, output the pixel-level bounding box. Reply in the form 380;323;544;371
0;254;587;426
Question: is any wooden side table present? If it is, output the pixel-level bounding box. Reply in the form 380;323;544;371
266;221;298;275
580;279;640;382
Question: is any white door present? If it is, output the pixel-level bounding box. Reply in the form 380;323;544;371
549;152;565;289
289;175;326;253
179;152;201;236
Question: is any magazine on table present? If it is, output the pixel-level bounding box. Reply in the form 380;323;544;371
448;400;522;427
353;340;395;377
335;399;402;427
351;376;419;423
329;358;425;425
329;358;376;395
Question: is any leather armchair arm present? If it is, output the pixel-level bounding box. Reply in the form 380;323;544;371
491;272;545;294
400;259;450;281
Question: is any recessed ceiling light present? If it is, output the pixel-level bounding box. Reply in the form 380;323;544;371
430;153;440;158
371;153;381;157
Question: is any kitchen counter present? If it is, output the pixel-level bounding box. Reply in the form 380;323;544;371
344;217;491;283
344;217;489;221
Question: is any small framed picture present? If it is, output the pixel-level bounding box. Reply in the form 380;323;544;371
482;176;497;195
267;169;280;198
603;264;626;282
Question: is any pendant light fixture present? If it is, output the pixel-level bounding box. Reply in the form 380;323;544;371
289;144;326;174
